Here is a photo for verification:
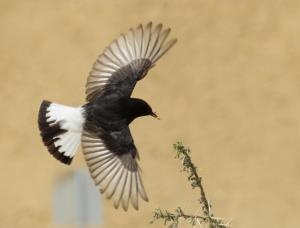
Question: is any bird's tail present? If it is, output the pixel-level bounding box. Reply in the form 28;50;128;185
38;100;85;165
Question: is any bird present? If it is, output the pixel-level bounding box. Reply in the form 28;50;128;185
38;22;177;211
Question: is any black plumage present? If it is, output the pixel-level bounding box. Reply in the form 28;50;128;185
84;97;153;157
38;22;177;211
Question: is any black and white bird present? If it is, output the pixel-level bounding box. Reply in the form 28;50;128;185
38;22;177;211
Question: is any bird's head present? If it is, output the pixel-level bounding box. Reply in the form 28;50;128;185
128;98;160;121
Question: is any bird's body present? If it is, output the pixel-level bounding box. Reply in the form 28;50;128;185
85;97;152;128
84;97;151;158
38;22;176;211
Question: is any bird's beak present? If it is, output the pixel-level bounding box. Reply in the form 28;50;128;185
151;112;160;120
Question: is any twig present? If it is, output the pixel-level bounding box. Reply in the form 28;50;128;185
174;142;210;216
151;142;231;228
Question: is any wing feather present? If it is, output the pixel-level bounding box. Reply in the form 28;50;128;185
127;29;137;60
134;24;143;59
105;163;124;199
121;157;132;211
116;35;131;63
142;22;152;58
146;24;163;59
114;168;128;209
130;170;139;210
137;171;149;201
101;161;123;193
85;22;177;101
152;38;178;63
81;130;148;211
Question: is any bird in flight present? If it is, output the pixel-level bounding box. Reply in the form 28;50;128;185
38;22;177;211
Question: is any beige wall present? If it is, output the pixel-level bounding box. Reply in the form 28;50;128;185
1;0;300;227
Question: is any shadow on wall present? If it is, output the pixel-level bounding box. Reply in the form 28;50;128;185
53;169;102;227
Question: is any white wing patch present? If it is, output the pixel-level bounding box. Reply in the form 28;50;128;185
81;130;148;211
86;22;177;101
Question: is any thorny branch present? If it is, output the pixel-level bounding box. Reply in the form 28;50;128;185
151;142;231;228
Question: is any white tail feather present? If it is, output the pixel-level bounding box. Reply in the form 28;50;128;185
38;100;85;164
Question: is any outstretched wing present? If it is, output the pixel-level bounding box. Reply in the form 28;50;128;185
86;22;177;101
81;128;148;211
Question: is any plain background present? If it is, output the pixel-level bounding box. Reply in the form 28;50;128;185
1;0;300;227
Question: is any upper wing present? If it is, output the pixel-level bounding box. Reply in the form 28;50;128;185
81;128;148;211
86;22;177;101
